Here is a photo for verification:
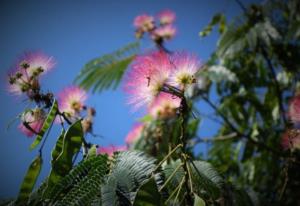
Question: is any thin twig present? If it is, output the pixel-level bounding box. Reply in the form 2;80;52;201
153;144;182;172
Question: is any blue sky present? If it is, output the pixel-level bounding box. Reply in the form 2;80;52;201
0;0;258;198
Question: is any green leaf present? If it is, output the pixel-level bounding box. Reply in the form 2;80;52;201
75;42;140;93
30;99;58;150
101;151;163;206
53;155;108;206
163;160;223;200
191;161;223;198
44;120;83;195
199;13;226;37
133;177;164;206
16;155;42;205
194;194;206;206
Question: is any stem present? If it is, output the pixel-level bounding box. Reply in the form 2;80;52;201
179;97;193;205
153;143;182;172
159;163;184;192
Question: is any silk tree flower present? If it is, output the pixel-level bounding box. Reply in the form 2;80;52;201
152;25;176;41
18;108;46;137
288;94;300;125
168;52;201;89
125;123;144;144
133;14;154;32
157;10;176;25
58;86;87;119
7;51;55;95
18;51;55;77
97;145;127;156
124;51;172;110
149;93;180;119
281;130;300;150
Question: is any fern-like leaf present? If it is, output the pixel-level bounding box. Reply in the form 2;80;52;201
101;151;164;206
75;42;140;93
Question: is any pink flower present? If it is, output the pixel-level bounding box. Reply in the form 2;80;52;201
18;51;55;77
157;10;176;25
7;51;55;95
124;51;172;110
281;130;300;150
97;145;127;156
288;94;300;125
58;86;87;118
168;52;201;89
18;108;46;137
149;93;180;119
152;25;176;41
125;123;144;144
133;14;154;32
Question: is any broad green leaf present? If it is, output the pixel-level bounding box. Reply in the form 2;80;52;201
30;99;58;150
75;42;139;93
194;194;206;206
16;155;42;205
44;120;83;194
133;177;164;206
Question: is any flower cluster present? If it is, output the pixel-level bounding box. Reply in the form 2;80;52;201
148;93;180;119
134;9;176;43
124;50;201;110
58;86;87;120
7;51;55;98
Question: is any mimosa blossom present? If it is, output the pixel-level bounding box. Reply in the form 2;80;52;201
168;52;201;89
157;10;176;25
133;14;154;32
149;93;180;119
288;94;300;125
152;25;176;41
18;108;46;137
97;145;127;156
58;86;87;118
7;51;55;95
18;51;55;77
125;123;144;144
124;51;172;109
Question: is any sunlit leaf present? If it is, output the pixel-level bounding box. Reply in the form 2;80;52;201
75;42;140;93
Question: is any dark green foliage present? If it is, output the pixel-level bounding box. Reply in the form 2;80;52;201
30;99;58;150
133;177;164;206
163;160;223;202
101;151;164;206
75;42;140;93
43;120;83;196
